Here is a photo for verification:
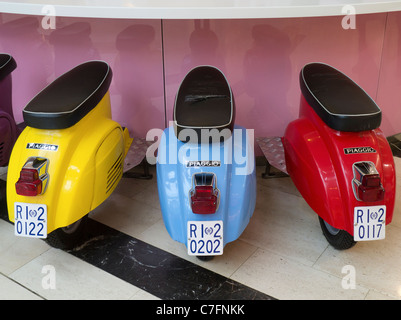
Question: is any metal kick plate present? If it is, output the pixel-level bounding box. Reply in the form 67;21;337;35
256;137;287;174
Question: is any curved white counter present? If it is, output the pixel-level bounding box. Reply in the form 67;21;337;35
0;0;400;19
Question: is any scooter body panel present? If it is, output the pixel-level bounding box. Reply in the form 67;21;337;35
0;66;18;167
0;112;18;166
157;125;256;250
284;96;395;235
7;92;125;234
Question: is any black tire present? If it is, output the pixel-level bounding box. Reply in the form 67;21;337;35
196;256;214;261
45;215;88;250
319;217;356;250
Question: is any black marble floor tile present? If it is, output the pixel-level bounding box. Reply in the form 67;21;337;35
69;219;275;300
0;174;274;300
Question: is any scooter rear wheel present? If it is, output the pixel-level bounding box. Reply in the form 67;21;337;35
318;217;356;250
197;256;214;261
45;215;88;250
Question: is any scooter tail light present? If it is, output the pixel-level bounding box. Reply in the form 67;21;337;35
16;168;42;196
352;162;384;202
361;174;381;187
19;168;39;181
190;173;220;214
15;157;49;197
357;183;385;202
191;185;219;214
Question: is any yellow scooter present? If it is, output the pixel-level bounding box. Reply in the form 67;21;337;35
7;61;132;249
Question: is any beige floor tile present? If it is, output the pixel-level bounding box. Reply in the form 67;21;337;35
314;223;401;299
0;220;50;275
0;273;42;300
241;181;328;267
231;248;369;300
255;166;300;197
9;248;140;300
90;192;162;238
365;289;398;300
0;166;8;180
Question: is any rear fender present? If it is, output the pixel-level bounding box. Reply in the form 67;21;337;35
52;122;124;231
7;118;123;234
375;129;396;224
284;115;395;235
91;127;125;210
321;125;395;232
283;118;347;230
157;125;256;247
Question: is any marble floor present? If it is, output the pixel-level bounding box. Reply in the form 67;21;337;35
1;158;401;300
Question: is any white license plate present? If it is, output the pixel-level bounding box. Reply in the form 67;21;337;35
354;205;385;241
187;221;223;256
14;202;47;238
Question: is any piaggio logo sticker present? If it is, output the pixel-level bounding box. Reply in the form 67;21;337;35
186;160;221;167
26;143;59;151
344;146;377;155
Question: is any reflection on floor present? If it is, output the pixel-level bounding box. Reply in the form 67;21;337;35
1;160;401;300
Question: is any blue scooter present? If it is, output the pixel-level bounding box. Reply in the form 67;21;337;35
157;66;256;260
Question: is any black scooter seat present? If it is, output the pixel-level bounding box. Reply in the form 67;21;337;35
0;54;16;81
23;61;112;130
174;66;234;141
300;63;381;132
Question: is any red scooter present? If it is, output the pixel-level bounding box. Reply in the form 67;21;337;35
280;63;395;249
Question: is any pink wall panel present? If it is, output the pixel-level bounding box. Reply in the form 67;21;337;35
376;11;401;137
0;13;165;139
0;12;398;155
163;15;387;145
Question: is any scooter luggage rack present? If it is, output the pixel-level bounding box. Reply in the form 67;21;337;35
256;136;288;178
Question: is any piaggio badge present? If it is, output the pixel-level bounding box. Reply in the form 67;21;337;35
187;161;221;167
344;147;376;155
26;143;59;151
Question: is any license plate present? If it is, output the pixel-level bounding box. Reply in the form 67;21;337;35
354;205;385;241
14;202;47;238
187;221;223;256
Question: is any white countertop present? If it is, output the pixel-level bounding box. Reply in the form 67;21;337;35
0;0;400;19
